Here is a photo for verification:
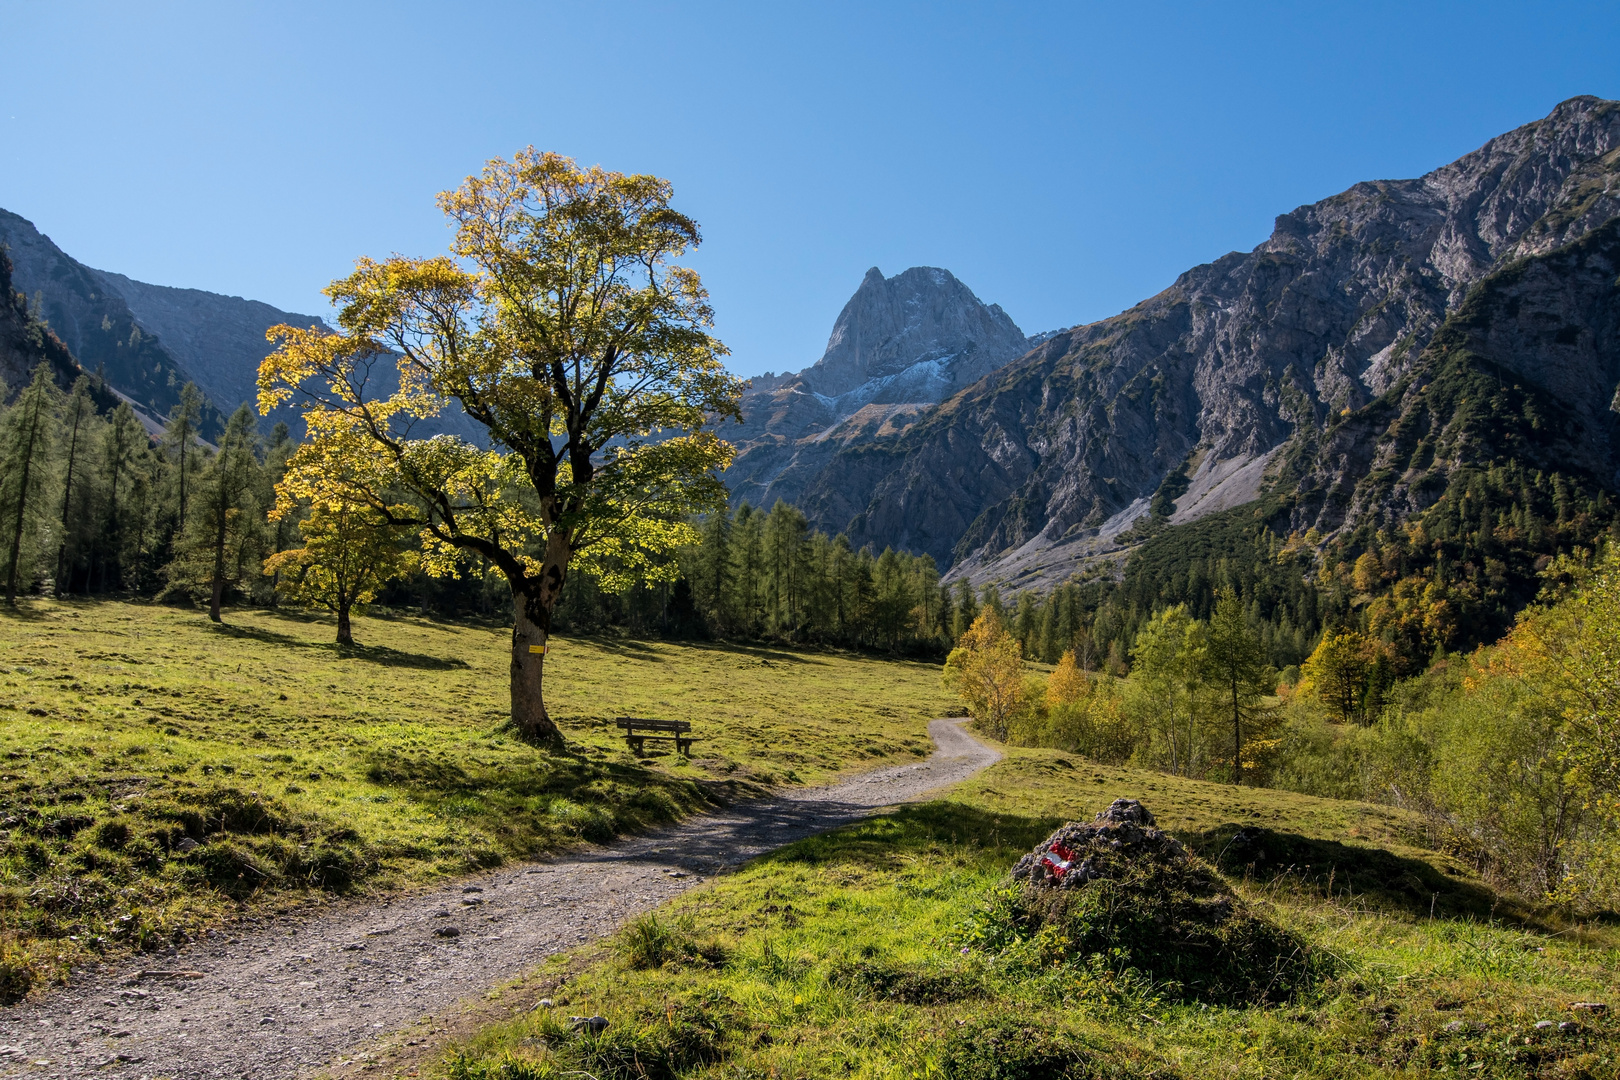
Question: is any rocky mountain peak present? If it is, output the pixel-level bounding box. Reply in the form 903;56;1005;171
721;265;1038;511
804;265;1030;403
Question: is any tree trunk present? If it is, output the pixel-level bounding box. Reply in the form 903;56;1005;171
510;588;562;744
4;393;43;606
55;396;86;597
1230;679;1242;785
336;599;353;645
209;500;228;623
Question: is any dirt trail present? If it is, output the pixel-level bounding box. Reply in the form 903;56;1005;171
0;719;998;1079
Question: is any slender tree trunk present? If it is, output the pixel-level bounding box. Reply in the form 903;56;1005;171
55;400;85;596
177;438;189;534
209;495;228;623
1230;678;1242;785
336;597;353;645
5;392;44;606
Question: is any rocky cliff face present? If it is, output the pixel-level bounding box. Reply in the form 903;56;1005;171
775;96;1620;590
724;266;1042;510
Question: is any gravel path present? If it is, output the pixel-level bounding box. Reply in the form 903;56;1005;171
0;719;997;1079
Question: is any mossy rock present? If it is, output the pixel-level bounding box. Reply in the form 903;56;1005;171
995;800;1324;1005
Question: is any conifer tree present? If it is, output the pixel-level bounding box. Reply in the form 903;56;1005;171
0;365;59;604
53;376;97;593
100;402;146;590
163;383;204;537
1203;590;1268;783
168;404;264;621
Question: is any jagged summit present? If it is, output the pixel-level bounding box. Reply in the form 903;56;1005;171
723;264;1038;512
803;265;1031;405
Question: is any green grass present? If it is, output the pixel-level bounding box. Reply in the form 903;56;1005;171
0;598;956;1000
436;746;1619;1080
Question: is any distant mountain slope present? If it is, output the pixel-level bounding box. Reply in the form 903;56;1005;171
776;96;1620;590
0;210;483;442
0;209;236;434
724;265;1045;510
0;247;80;396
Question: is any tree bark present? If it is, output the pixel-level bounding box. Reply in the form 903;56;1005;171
337;599;353;645
510;589;561;744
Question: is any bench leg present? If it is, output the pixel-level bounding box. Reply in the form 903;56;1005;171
677;739;691;756
628;736;645;755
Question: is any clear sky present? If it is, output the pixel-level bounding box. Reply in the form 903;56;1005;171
3;1;1618;377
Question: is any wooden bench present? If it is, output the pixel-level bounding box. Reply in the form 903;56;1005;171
615;717;698;757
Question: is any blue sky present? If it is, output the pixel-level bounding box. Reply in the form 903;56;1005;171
3;1;1618;377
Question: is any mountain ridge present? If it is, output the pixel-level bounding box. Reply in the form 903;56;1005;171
772;95;1620;592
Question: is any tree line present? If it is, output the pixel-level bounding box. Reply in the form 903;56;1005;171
0;364;296;612
941;545;1620;911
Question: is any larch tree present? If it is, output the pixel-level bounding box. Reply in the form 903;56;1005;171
1299;628;1371;724
1;364;59;604
54;376;96;593
260;151;743;743
1202;590;1268;784
100;402;146;590
169;404;264;621
163;383;205;537
1130;604;1205;776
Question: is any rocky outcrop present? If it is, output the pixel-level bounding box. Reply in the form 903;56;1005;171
770;96;1620;589
722;266;1040;511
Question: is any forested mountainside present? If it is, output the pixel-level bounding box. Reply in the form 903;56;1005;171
0;209;324;436
0;209;488;441
0;248;80;395
762;96;1620;602
723;265;1047;509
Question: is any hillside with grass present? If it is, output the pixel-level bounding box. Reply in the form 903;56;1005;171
428;746;1619;1080
0;599;955;1002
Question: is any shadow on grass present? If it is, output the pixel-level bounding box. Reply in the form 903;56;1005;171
572;633;831;667
360;742;751;849
1185;823;1506;922
206;620;468;670
0;605;53;624
759;800;1064;871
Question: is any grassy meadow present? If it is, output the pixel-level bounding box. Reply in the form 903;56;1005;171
0;598;955;1000
431;746;1620;1080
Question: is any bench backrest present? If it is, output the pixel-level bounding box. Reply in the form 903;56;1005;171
615;717;692;734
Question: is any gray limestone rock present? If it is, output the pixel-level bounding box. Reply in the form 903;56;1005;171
751;97;1620;591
